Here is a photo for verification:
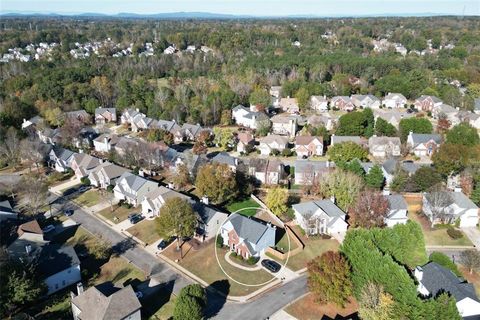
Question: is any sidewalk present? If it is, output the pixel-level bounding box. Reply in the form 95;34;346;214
49;177;80;194
270;310;297;320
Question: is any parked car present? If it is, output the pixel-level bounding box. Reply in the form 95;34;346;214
64;209;74;216
77;185;90;193
157;240;167;250
261;259;281;273
135;291;143;299
42;225;55;233
129;214;143;224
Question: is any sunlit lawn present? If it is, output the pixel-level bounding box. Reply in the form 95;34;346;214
126;219;161;245
72;190;101;207
98;205;139;223
226;198;260;216
285;293;358;320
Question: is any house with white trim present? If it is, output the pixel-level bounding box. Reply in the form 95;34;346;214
113;172;158;207
382;93;407;109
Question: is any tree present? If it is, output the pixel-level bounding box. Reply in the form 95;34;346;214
375;118;397;137
18;174;49;216
365;164;385;190
390;168;409;192
436;116;451;134
213;127;235;150
88;238;111;260
156;198;197;247
180;284;207;308
446;123;480;147
173;163;191;190
433;144;480;177
20;138;47;171
424;186;453;227
327;141;368;163
336;110;372;136
249;87;270;110
192;141;208;155
0;127;21;168
410;167;443;192
308;251;353;307
422;293;461;320
399;117;433;142
429;252;461;276
91;76;113;107
358;282;394;320
173;292;203;320
295;87;310;111
315;169;364;211
195;163;238;204
349;191;389;228
340;159;365;178
265;187;289;216
460;250;480;274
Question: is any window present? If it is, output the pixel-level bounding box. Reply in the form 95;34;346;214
62;280;66;286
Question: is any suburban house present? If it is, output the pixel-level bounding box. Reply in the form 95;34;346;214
432;103;460;124
173;151;207;178
406;132;442;157
294;160;334;185
278;97;300;114
351;94;381;109
381;159;422;186
414;262;480;319
258;135;289;155
220;215;276;259
21;115;44;136
141;186;190;219
331;96;355;111
71;282;141;320
374;109;414;129
88;162;130;189
113;172;158;207
120;108;142;125
294;136;324;158
310;95;329;112
0;200;17;222
458;111;480;130
248;158;284;185
48;146;75;172
368;136;401;158
292;199;348;238
74;126;98;150
93;133;120;153
64;110;91;123
212;152;239;172
236;132;255;153
382;93;407;108
384;194;409;227
152;119;179;133
422;190;479;228
192;201;229;239
270;114;298;137
94;107;117;124
330;135;366;146
269;86;282;99
131;115;154;132
307;114;337;131
115;137;140;156
71;153;102;179
231;105;271;129
38;127;62;145
414;95;443;112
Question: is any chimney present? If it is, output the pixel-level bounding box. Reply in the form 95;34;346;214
168;182;174;189
454;187;462;193
330;195;336;204
23;118;26;123
201;195;209;205
77;282;84;295
135;108;140;112
79;149;84;154
104;136;108;146
414;266;423;281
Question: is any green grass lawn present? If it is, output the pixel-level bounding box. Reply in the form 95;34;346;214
97;205;139;223
162;240;274;296
126;219;161;245
144;292;177;320
72;189;101;207
226;198;261;217
275;231;299;253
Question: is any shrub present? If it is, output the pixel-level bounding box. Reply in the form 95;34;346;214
247;256;259;265
429;252;461;276
216;235;223;248
271;149;280;156
446;227;463;239
106;185;114;192
80;177;91;185
281;148;292;157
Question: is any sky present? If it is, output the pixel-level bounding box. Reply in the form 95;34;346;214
1;0;479;16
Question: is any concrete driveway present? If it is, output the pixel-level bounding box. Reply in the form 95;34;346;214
462;227;480;249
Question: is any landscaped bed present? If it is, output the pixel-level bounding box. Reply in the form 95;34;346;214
72;189;101;207
126;219;161;245
226;198;261;216
285;293;358;320
161;240;274;296
97;205;139;223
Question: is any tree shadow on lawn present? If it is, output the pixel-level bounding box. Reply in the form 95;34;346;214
205;279;230;318
140;279;176;319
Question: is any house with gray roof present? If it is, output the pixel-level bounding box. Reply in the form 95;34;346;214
93;133;120;153
141;186;190;219
0;200;17;222
351;94;381;109
258;134;289;155
65;110;91;123
71;153;102;179
407;132;442;157
248;158;284;185
88;162;130;189
220;215;276;259
231;105;270;129
310;95;329;112
113;172;158;207
71;282;141;320
423;190;479;228
384;194;408;227
368;136;401;158
212;152;239;172
382;92;407;109
381;159;423;186
330;134;366;146
415;262;480;319
94;107;116;124
294;160;334;185
373;109;413;129
292;199;348;239
49;146;76;172
192;201;229;239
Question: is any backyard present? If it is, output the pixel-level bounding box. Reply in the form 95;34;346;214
126;219;161;245
98;204;139;223
226;198;261;216
72;189;101;207
404;195;473;247
161;240;274;296
285;293;358;320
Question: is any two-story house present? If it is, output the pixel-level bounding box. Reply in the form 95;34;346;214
368;136;402;158
294;160;334;185
95;107;117;124
113;172;158;207
258;135;289;155
278;97;299;114
270;114;298;138
141;186;190;219
248;159;284;185
384;194;409;227
414;95;443;112
71;153;102;179
382;93;407;109
310;95;329;112
93;133;120;153
406;132;442;157
351;94;381;109
231;105;270;130
331;96;355;111
294;136;324;158
88;162;130;189
49;146;75;172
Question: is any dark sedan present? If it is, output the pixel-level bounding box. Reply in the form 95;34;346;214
261;259;281;273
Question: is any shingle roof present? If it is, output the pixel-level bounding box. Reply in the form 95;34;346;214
386;194;407;210
191;201;227;225
419;262;479;303
95;107;116;116
417;95;442;104
409;133;442;145
331;135;363;145
37;244;80;278
292;199;345;219
229;215;273;245
259;135;288;146
72;283;141;320
294;160;333;174
384;93;407;101
0;200;14;214
212;152;238;167
295;136;323;146
369;136;401;148
94;133;120;145
51;146;75;162
117;172;157;193
17;220;43;237
237;132;254;144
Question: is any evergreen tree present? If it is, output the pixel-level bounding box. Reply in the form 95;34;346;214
365;165;385;190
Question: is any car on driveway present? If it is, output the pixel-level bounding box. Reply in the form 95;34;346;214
135;291;143;299
261;259;281;273
77;185;90;193
42;225;55;233
128;213;143;224
64;209;74;216
157;240;167;251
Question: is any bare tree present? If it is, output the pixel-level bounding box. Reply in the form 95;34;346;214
0;127;21;168
59;118;83;148
425;185;452;228
349;191;390;228
99;188;115;212
461;250;480;274
18;174;49;216
20;138;47;171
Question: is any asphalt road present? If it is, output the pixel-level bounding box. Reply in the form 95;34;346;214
53;193;307;319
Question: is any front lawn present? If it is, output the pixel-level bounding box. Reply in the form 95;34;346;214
143;291;177;320
72;189;101;207
161;240;274;296
285;293;358;320
226;198;260;217
98;205;139;223
126;219;161;245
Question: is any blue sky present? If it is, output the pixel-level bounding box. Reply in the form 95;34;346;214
1;0;479;16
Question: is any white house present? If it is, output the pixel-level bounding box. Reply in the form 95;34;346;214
382;93;407;109
220;214;276;259
351;94;381;109
258;135;289;155
384;194;408;227
414;262;480;319
368;136;401;158
406;132;442;157
422;190;479;228
231;105;270;129
93;133;119;153
310;95;329;112
88;162;129;189
141;186;190;219
48;147;75;173
292;199;348;240
192;201;229;239
113;172;158;207
270;114;298;138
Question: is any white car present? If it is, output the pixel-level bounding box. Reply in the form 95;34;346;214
42;225;55;233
